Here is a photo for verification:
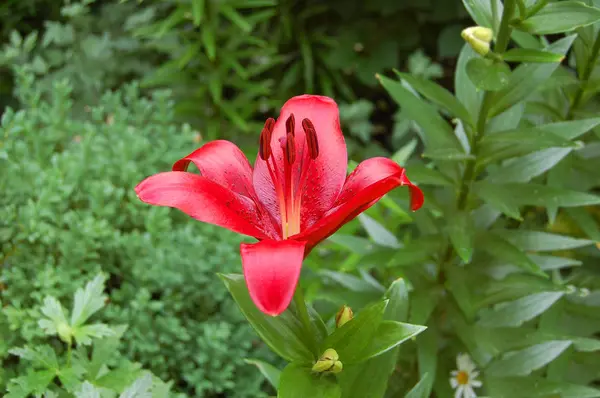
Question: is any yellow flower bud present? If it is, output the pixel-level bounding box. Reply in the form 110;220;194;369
312;348;343;374
335;305;353;328
461;26;494;56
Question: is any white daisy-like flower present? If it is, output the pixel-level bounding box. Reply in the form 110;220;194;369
449;353;482;398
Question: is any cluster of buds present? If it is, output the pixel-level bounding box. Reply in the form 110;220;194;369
461;26;493;56
312;348;343;374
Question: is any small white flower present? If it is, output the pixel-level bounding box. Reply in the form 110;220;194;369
449;353;482;398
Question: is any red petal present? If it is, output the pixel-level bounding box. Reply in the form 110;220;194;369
135;171;270;239
295;158;424;250
241;239;307;316
173;140;256;198
253;95;348;229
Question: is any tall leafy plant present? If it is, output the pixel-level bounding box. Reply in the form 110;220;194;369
369;0;600;395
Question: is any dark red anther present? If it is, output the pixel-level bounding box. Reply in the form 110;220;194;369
285;114;295;137
285;132;296;165
259;117;275;160
302;118;319;159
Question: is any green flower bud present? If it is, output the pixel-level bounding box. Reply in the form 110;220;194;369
312;348;343;374
335;305;353;328
57;322;72;345
461;26;493;56
331;360;343;374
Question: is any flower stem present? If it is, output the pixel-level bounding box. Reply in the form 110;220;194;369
293;287;318;357
440;0;516;270
566;31;600;120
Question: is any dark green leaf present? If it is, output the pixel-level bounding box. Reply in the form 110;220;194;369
502;48;564;63
517;1;600;35
466;58;511;91
486;340;572;376
278;364;341;398
378;75;462;151
396;72;473;125
220;274;314;363
477;292;564;328
220;5;252;32
244;359;281;389
322;301;387;363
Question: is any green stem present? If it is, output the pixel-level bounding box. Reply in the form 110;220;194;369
67;342;72;366
440;0;516;271
293;288;318;357
566;31;600;120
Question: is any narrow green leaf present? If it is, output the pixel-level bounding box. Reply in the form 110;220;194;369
494;230;594;252
487;377;600;398
517;1;600;35
278;364;341;398
474;182;600;215
404;163;454;186
489;35;575;116
244;359;281;389
396;72;473;126
536;118;600;139
220;274;314;363
349;321;426;364
358;214;400;249
201;23;216;61
191;0;205;25
478;127;575;165
378;75;462;151
446;211;474;263
478;292;564;328
486;148;572;183
220;4;252;32
486;340;572;376
466;58;511;91
422;148;474;161
502;48;564;63
322;301;387;363
478;232;545;276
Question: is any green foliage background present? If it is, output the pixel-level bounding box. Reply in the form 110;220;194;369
1;0;600;397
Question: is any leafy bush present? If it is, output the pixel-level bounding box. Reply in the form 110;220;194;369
0;68;272;397
6;274;171;397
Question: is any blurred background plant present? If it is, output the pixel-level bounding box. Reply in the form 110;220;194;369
2;0;600;396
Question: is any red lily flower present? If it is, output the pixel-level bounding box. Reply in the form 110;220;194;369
135;95;423;316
